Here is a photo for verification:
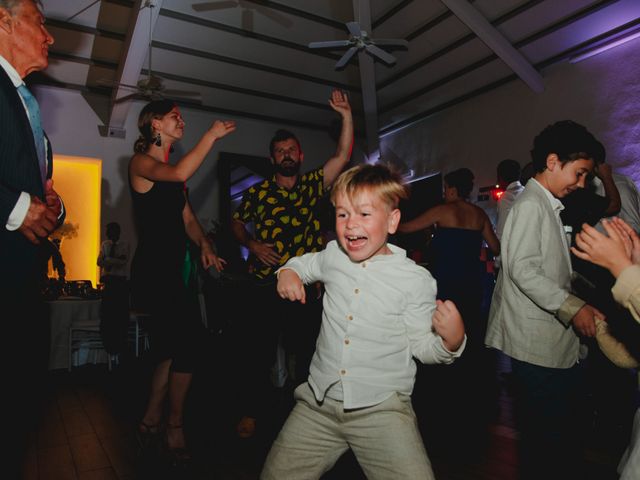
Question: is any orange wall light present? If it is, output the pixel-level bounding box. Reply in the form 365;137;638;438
51;155;102;287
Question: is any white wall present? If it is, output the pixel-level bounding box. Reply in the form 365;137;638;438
380;35;640;195
35;86;340;260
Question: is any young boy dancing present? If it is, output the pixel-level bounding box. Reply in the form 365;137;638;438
485;120;605;479
261;164;466;479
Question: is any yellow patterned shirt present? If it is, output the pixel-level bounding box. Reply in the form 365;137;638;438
233;168;326;279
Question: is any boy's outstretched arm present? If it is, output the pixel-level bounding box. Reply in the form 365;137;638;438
277;268;306;304
432;299;465;351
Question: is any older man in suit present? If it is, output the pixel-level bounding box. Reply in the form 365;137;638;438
0;0;62;475
485;121;604;480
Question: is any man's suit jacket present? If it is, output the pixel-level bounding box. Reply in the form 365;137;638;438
0;67;54;293
485;179;586;368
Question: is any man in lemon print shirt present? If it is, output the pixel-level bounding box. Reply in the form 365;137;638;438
231;89;353;439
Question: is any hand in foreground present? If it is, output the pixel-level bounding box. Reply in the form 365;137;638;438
572;304;603;337
201;243;227;272
611;217;640;265
44;179;62;218
18;195;58;244
277;269;306;304
571;219;635;278
209;120;236;139
328;89;351;117
249;240;281;266
432;299;465;352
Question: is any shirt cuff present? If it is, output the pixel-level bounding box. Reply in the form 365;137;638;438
612;265;640;307
557;293;586;326
58;195;65;221
5;191;30;231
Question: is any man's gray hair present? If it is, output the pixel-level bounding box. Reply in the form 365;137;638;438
0;0;42;15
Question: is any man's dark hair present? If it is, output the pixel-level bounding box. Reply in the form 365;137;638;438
530;120;598;173
269;129;301;157
592;139;606;165
497;159;521;184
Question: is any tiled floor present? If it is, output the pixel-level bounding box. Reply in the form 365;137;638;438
23;351;631;479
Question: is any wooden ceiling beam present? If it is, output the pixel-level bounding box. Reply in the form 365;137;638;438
105;0;164;135
440;0;544;94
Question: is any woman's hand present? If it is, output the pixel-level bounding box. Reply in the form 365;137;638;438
571;220;634;278
200;242;226;272
209;120;236;139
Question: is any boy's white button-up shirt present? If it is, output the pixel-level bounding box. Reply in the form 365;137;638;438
282;240;465;410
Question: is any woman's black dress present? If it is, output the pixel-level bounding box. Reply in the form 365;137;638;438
130;180;203;372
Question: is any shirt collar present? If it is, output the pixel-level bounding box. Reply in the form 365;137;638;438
0;54;24;88
531;178;564;213
506;180;523;191
366;242;407;263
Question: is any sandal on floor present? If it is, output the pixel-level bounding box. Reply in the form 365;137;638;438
165;424;192;467
135;421;162;453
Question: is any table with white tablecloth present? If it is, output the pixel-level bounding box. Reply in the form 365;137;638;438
48;297;104;370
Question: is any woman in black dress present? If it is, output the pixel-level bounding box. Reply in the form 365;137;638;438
129;99;235;461
398;168;500;455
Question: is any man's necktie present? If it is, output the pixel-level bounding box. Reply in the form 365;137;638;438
17;84;46;186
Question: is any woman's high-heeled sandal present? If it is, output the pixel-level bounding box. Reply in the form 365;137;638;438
165;424;192;466
135;421;162;453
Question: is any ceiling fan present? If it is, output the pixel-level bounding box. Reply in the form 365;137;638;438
192;0;293;31
63;0;202;104
309;20;408;70
308;0;408;159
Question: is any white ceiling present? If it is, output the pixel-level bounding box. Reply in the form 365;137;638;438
35;0;640;145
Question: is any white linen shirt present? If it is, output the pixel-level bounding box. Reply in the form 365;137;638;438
282;240;465;410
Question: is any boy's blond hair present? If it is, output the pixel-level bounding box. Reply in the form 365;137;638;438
330;163;408;209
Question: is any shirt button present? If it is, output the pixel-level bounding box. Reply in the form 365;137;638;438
354;288;359;294
362;262;366;268
344;339;350;345
347;315;353;321
340;369;346;375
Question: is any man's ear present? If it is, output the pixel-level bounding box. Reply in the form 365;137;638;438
299;151;304;163
545;153;559;171
0;8;13;35
388;208;401;234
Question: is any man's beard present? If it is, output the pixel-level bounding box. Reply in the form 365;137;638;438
275;158;301;177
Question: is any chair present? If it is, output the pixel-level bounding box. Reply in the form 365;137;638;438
128;310;151;357
68;319;116;371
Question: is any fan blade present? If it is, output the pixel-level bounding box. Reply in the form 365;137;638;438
252;3;294;28
66;0;101;22
192;1;238;12
346;21;362;38
308;40;352;49
372;38;409;48
365;44;397;64
335;46;359;69
356;49;380;158
97;78;141;90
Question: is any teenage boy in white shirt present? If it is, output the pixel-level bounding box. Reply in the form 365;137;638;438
261;164;466;480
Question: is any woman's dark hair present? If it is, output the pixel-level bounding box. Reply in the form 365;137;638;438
444;167;475;199
134;99;176;153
